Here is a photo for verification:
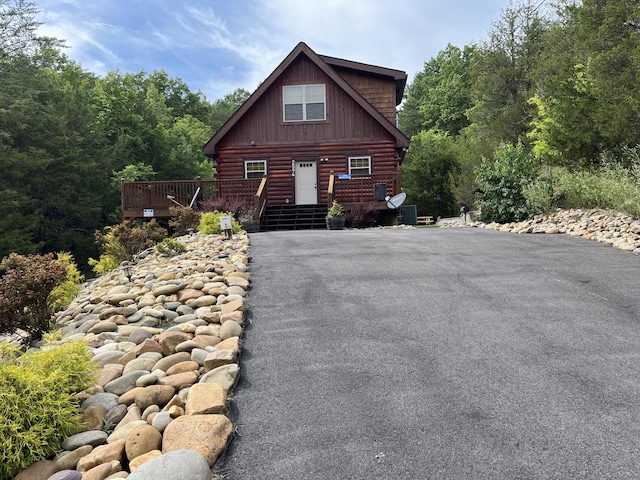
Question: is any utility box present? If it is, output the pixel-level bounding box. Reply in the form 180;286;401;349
400;205;417;225
220;216;233;231
374;183;387;201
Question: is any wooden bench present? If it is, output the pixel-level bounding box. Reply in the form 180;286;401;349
416;216;434;225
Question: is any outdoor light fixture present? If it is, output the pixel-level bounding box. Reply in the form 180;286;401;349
120;260;133;282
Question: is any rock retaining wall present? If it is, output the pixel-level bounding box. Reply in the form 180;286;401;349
12;232;251;480
439;208;640;255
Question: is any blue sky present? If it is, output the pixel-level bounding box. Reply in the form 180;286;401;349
36;0;509;102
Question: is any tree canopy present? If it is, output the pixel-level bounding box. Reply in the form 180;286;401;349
398;0;640;217
0;0;248;271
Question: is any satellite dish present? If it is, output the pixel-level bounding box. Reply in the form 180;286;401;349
386;192;406;209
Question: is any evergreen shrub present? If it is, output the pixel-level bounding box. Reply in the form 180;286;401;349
199;211;241;235
49;252;85;313
0;341;97;479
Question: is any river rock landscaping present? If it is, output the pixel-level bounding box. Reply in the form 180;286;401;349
439;208;640;255
6;231;251;480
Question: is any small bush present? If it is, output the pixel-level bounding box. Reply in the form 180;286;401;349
156;238;187;256
199;195;252;218
89;220;167;275
0;341;97;479
326;200;345;218
0;253;68;339
49;252;85;313
346;202;379;228
168;206;201;236
199;211;241;235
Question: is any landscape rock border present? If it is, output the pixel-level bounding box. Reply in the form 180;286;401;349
439;208;640;255
10;231;252;480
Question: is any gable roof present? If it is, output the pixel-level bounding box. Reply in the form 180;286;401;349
318;54;407;106
203;42;410;157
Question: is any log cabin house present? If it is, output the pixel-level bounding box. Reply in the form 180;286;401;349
121;42;410;229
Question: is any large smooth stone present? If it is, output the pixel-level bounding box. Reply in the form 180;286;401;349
127;450;212;480
62;430;108;451
104;370;149;395
162;415;233;467
198;363;239;391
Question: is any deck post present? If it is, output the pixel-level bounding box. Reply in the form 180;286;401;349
254;175;268;220
120;178;126;220
327;171;335;208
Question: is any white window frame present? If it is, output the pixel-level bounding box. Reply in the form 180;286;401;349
245;160;266;179
283;84;326;122
348;156;371;175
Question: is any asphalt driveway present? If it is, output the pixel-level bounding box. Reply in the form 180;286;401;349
219;227;640;479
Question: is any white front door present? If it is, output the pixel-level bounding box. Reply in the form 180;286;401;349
295;160;317;204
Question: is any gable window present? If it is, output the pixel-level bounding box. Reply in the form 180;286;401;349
245;160;266;179
283;84;326;122
349;156;371;175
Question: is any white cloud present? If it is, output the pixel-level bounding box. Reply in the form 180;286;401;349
34;0;507;100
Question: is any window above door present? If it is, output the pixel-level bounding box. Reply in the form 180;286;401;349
283;84;326;122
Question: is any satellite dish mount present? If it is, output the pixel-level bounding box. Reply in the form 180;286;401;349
385;192;406;225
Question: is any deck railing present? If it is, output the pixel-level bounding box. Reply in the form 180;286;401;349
331;172;399;207
121;177;261;219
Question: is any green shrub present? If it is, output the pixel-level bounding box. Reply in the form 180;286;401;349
89;220;167;275
49;252;85;313
475;142;539;223
0;341;97;479
199;211;241;235
168;206;201;236
0;253;68;340
156;238;187;256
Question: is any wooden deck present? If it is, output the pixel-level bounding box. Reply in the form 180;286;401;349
121;172;401;220
120;177;262;220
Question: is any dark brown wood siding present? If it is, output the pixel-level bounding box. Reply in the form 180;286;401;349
217;54;393;148
215;139;399;205
331;70;397;124
214;53;402;206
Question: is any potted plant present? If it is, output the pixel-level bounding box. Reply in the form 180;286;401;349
326;200;345;230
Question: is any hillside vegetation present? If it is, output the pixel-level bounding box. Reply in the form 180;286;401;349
398;0;640;220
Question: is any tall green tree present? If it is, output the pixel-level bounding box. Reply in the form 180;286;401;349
399;44;477;138
402;130;460;217
531;0;640;165
210;88;251;134
467;0;548;145
0;0;60;60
